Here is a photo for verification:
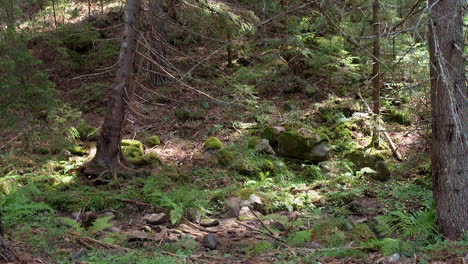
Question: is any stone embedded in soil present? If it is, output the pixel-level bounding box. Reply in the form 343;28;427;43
205;233;218;250
239;206;262;219
387;253;401;263
128;230;150;241
142;213;169;225
226;197;242;217
200;219;220;227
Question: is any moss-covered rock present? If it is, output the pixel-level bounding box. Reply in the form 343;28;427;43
276;129;329;162
261;126;285;148
141;153;160;167
345;150;391;181
146;135;161;147
203;137;224;151
121;139;144;152
121;145;144;164
68;144;87;156
232;159;257;176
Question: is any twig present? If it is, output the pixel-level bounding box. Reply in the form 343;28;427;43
0;134;21;151
248;207;276;237
72;232;132;252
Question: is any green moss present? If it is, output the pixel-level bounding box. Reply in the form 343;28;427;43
121;139;144;152
68;144;87;156
232;159;256;176
235;187;254;200
387;109;411;125
261;126;283;147
247;240;273;256
63;30;101;53
141;153;160;167
217;148;236;166
203;137;224;150
349;223;377;242
121;145;144;164
146;135;161;147
247;136;262;149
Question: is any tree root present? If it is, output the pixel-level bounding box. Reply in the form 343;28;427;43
80;158;145;184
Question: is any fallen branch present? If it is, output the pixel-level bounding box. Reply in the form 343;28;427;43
72;232;131;252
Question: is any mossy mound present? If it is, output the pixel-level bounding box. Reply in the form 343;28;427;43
217;148;236;166
141;153;160;167
121;145;144;164
146;136;161;147
345;150;391;181
203;137;224;151
121;139;144;152
68;144;87;156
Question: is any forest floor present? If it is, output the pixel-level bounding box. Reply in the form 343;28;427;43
0;0;467;263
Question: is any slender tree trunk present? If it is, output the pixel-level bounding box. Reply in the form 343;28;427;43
88;0;91;19
428;0;468;240
149;0;168;86
227;29;233;68
371;0;381;148
101;0;104;15
52;0;57;28
4;0;15;32
84;0;141;176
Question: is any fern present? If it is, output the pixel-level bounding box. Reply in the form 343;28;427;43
89;216;114;234
376;207;438;238
361;238;401;256
59;217;84;233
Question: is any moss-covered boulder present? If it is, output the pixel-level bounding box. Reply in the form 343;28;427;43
145;136;161;147
232;159;257;176
203;137;224;151
345;151;391;181
121;145;144;164
275;128;330;162
121;139;144;152
261;126;285;148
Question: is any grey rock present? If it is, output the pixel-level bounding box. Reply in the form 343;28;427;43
253;139;275;155
226;197;242;216
142;213;169;225
200;219;220;227
100;211;116;220
239;206;255;219
248;194;264;212
387;253;400;263
186;208;201;223
205;233;218;250
142;225;152;232
128;230;149;241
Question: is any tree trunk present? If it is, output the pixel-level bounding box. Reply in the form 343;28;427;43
371;0;381;148
83;0;141;177
52;0;57;28
428;0;468;240
149;0;168;86
227;29;233;68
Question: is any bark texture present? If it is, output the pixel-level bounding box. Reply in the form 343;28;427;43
85;0;141;176
428;0;468;240
371;0;381;147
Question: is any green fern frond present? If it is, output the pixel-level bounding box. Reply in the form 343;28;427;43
89;216;114;234
59;217;84;233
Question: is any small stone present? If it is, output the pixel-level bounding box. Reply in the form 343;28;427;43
142;225;152;232
387;253;400;263
142;213;169;225
104;226;122;233
205;233;218;250
128;230;149;241
200;219;220;227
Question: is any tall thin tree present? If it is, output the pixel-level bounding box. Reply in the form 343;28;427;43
428;0;468;240
83;0;141;177
371;0;381;148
